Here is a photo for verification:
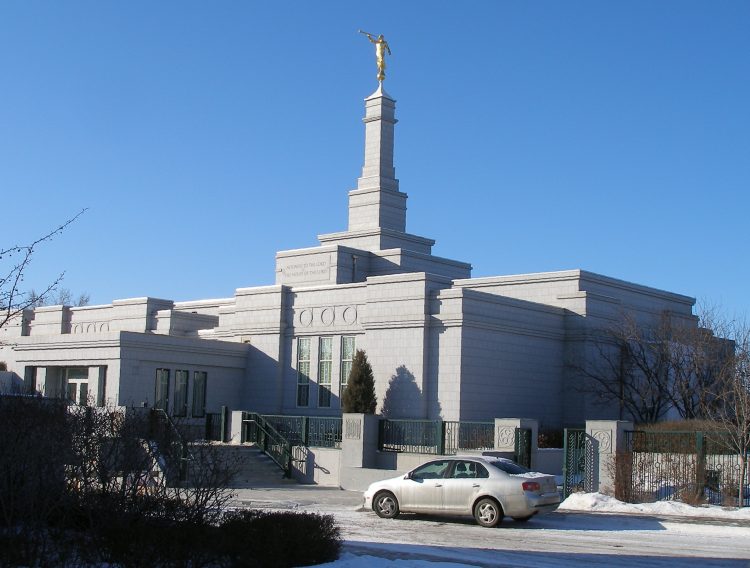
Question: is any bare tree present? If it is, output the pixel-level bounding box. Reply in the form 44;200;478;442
0;210;86;331
28;287;90;308
668;306;732;419
572;312;674;423
701;321;750;506
571;310;727;424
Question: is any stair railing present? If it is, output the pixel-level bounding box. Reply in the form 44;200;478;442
150;409;194;483
241;412;293;478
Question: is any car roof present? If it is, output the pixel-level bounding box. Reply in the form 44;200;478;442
448;455;513;464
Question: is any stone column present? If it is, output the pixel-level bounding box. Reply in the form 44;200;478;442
230;411;245;445
494;418;539;469
585;420;633;495
342;413;380;468
23;366;37;393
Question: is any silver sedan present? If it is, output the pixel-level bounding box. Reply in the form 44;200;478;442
363;456;560;527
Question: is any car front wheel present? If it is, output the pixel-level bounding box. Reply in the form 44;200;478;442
374;491;400;519
474;498;502;527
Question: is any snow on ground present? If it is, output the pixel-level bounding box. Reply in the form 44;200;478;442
304;492;750;567
559;492;750;520
316;553;470;568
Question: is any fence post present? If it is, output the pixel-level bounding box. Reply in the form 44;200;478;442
342;413;379;468
585;420;633;495
205;413;213;440
285;442;293;478
438;420;446;455
219;406;228;442
494;418;538;468
230;410;245;444
302;416;309;446
695;431;706;500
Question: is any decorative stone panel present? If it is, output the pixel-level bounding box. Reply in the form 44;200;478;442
345;418;362;440
592;429;612;453
496;426;515;450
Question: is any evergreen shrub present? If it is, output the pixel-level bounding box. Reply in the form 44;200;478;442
341;349;377;414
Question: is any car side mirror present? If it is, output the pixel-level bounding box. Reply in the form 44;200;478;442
405;471;413;480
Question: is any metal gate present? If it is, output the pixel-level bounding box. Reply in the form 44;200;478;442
514;428;532;468
562;428;591;498
624;430;749;505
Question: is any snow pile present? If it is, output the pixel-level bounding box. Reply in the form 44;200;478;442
559;491;750;520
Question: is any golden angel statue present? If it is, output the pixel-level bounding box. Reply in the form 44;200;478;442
359;30;391;82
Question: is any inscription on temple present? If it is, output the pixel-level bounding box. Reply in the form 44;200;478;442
282;259;330;282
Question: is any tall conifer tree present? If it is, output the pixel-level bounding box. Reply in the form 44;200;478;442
341;349;377;414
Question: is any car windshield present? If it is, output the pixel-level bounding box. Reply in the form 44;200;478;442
488;460;530;475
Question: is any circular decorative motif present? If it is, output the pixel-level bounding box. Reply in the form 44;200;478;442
320;308;334;326
299;310;313;327
342;306;357;325
496;426;515;449
593;430;612;452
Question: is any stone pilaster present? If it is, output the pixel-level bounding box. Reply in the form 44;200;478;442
494;418;539;469
230;411;245;444
87;366;107;406
341;413;380;468
38;366;62;398
585;420;633;494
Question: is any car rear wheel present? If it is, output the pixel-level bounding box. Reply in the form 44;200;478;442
374;491;400;519
474;498;502;527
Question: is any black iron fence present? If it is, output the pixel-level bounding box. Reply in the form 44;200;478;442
378;419;496;456
204;411;224;442
515;428;532;468
623;430;749;506
260;415;342;449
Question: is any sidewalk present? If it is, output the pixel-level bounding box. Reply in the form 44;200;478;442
230;485;364;511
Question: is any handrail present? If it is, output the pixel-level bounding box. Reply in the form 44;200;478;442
151;409;194;483
242;412;293;477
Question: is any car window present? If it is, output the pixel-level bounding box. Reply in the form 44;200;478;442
411;460;450;480
450;461;489;479
488;460;530;475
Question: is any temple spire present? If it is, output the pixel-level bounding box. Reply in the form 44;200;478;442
346;85;407;232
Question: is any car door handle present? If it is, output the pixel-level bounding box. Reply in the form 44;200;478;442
472;484;481;488
435;484;443;487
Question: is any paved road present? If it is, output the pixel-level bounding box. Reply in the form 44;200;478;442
230;486;750;567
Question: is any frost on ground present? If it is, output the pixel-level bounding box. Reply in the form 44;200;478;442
559;492;750;520
316;553;470;568
305;491;750;567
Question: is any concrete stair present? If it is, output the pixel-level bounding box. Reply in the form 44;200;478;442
211;444;299;488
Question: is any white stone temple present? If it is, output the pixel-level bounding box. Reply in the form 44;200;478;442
0;79;698;427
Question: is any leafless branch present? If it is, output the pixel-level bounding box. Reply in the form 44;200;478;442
0;209;87;330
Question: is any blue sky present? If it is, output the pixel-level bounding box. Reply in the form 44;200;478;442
2;2;748;317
